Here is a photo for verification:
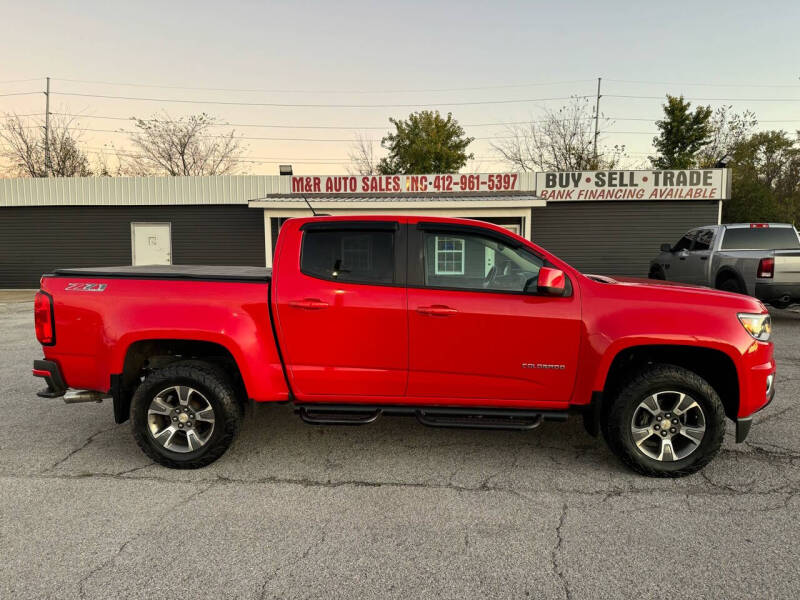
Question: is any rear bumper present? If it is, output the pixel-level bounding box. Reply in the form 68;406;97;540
32;359;67;398
754;282;800;303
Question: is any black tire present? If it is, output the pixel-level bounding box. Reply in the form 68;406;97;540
648;267;666;280
602;364;725;477
131;361;242;469
717;277;743;294
770;299;791;309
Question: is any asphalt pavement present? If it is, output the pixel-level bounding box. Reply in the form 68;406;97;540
1;298;798;599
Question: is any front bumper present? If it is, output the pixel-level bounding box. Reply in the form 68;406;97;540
736;371;775;443
32;359;67;398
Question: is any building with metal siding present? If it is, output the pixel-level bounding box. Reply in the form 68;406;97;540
531;200;720;277
0;172;727;288
0;205;264;288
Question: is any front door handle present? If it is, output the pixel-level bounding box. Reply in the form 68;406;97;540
417;305;458;316
700;256;709;261
288;298;329;310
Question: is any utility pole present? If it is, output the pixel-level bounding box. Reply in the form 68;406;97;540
43;76;51;177
592;76;601;166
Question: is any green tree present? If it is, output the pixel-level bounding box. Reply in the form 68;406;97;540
696;105;758;168
723;130;800;223
649;95;713;169
378;111;474;174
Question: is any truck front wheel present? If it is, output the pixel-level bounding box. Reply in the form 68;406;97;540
131;361;242;469
602;365;725;477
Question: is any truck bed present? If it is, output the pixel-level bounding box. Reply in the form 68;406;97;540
52;265;271;282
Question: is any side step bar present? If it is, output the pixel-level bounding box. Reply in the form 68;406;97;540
299;406;381;425
416;408;543;430
294;404;568;431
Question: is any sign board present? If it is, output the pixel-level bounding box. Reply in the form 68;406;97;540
534;169;729;201
291;173;522;195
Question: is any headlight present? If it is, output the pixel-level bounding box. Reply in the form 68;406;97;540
738;313;771;341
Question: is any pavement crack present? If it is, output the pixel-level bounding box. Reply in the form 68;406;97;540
45;424;119;473
114;462;155;477
551;502;571;600
259;525;326;600
77;481;215;599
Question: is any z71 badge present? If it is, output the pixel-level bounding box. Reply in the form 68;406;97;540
65;283;107;292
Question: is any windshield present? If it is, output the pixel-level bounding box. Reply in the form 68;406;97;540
720;227;800;250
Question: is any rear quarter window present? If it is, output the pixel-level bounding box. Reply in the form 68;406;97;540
720;228;800;250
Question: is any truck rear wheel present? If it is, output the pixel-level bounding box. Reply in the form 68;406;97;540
131;361;242;469
717;277;743;294
602;364;725;477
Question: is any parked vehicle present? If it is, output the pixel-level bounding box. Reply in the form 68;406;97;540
33;216;775;477
649;223;800;308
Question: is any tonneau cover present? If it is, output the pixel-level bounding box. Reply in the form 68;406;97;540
52;265;271;282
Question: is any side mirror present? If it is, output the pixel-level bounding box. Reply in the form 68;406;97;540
537;267;566;296
660;243;672;253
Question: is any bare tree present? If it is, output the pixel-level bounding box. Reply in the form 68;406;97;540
0;113;92;177
696;105;758;168
123;113;245;176
347;132;378;175
492;97;624;171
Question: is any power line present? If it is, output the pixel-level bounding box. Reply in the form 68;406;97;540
24;125;543;142
0;78;42;85
44;112;800;130
51;112;595;130
52;77;595;94
0;91;40;97
83;146;503;163
606;78;800;88
606;94;800;102
52;91;592;108
0;112;45;118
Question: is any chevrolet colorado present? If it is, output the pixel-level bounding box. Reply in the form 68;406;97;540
33;216;776;476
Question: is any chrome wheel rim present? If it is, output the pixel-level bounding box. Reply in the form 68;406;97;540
147;386;215;453
630;391;706;461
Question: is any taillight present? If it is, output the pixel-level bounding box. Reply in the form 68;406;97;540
34;291;55;345
758;257;774;279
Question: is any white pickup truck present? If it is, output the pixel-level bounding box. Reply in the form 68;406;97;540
649;223;800;308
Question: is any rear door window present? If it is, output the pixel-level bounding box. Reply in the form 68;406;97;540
720;228;800;250
301;229;395;284
692;229;715;251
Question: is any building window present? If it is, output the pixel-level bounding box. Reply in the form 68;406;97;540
435;236;465;275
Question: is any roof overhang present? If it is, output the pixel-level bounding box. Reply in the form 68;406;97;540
248;194;544;210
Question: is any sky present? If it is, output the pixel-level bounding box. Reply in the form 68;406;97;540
1;0;798;175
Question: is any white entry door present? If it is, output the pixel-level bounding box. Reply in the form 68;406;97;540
131;222;172;265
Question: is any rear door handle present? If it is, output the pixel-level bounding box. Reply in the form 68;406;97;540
417;305;457;316
288;298;329;310
700;256;708;261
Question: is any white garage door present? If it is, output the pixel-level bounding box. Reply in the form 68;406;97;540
131;222;172;265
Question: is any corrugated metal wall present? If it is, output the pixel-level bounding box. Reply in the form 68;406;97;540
0;175;289;207
0;206;264;288
531;200;720;277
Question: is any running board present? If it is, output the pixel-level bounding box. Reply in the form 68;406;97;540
294;404;567;431
298;406;381;425
416;408;542;430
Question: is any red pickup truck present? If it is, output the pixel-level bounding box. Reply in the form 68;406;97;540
33;216;776;476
